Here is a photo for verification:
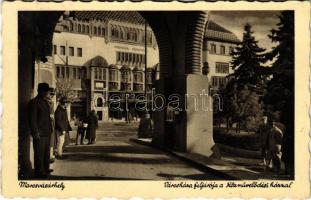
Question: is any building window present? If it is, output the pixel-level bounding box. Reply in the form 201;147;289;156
53;45;57;55
81;68;86;79
61;67;65;78
69;23;73;31
121;71;130;82
216;62;229;74
86;26;89;33
134;72;143;83
82;25;85;33
66;67;69;78
109;70;118;82
69;47;74;56
60;46;66;55
99;68;102;80
211;76;227;88
93;27;97;35
78;68;81;79
77;48;82;57
97;98;104;107
220;45;226;55
94;68;98;79
56;66;61;78
210;44;216;54
102;28;105;36
116;52;121;62
73;68;77;79
78;24;81;32
98;27;101;35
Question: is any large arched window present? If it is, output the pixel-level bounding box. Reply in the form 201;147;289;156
93;26;97;35
69;22;73;31
82;25;85;33
120;29;124;39
96;97;104;107
102;27;105;36
98;27;101;35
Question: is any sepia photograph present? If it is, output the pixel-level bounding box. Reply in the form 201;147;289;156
17;10;295;181
2;1;310;198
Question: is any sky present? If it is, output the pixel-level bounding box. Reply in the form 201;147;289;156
209;11;281;52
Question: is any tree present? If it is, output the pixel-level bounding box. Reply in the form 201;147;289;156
55;78;78;103
230;23;267;90
264;11;294;178
224;84;263;133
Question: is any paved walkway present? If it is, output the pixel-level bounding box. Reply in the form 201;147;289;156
132;139;291;180
49;122;222;180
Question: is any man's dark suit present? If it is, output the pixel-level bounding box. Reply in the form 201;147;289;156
55;105;72;135
28;96;53;177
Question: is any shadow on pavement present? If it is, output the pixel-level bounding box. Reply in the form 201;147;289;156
57;153;180;164
47;175;150;180
64;144;162;154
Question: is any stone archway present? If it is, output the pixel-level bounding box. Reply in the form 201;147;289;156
18;11;214;178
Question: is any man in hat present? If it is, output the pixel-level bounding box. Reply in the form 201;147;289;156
55;96;72;159
29;82;53;178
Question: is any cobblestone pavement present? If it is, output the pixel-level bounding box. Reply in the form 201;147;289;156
50;122;222;180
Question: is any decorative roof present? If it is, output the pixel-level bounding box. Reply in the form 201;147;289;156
90;56;108;67
205;21;240;44
73;11;146;25
109;64;118;69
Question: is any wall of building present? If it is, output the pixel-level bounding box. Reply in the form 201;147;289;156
203;40;237;90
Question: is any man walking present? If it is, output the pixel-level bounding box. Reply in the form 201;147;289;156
29;83;53;178
267;120;284;173
258;116;270;168
55;97;72;159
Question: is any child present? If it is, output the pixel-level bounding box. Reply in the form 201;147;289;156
75;119;86;145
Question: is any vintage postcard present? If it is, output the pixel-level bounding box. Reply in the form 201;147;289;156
1;1;310;198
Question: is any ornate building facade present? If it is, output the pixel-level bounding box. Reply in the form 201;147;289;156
49;12;159;122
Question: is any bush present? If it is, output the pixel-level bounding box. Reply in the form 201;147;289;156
213;127;261;151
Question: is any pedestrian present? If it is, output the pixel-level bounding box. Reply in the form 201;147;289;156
86;110;98;144
267;120;284;173
55;97;72;159
46;87;56;164
28;82;53;178
257;116;271;168
75;118;86;145
138;112;153;138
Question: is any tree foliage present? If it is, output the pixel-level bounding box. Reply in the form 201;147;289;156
264;11;294;115
263;11;294;168
230;23;267;90
55;78;78;103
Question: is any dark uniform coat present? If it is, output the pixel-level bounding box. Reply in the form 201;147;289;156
28;96;53;176
86;113;98;140
29;96;53;138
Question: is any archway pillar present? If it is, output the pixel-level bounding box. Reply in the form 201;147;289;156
149;12;217;157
